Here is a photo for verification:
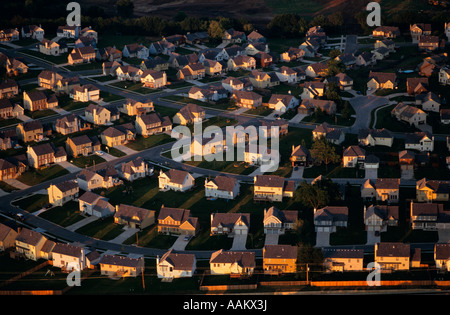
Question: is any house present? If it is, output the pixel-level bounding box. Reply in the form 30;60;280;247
391;103;427;127
253;175;295;202
204;175;239;200
410;23;432;42
76;169;109;191
358;128;393;147
301;81;325;99
15;228;48;261
169;53;199;69
375;39;395;52
162;34;186;46
54;114;88;135
364;204;399;233
149;41;175;55
0;99;17;119
439;68;450;85
313;123;345;145
101;124;135;147
114;204;155;229
416;92;440;112
326;73;354;91
38;71;80;94
158;169;195;192
157;206;198;236
441;109;450;125
249;70;275;89
405;132;434;152
376;178;400;203
434;243;450;271
209;249;255;276
247;30;266;43
188;86;228;103
16;120;44;143
374;242;411;271
78;191;115;218
47;180;79;206
120;99;154;116
185;31;209;45
122;43;149;59
172;103;205;126
210;212;250;236
367;71;397;90
0;223;18;251
418;35;442;52
26;142;57;168
335;53;356;69
202;59;222;76
135;112;172;137
313;206;348;233
416;178;449;202
305;62;328;78
0;79;19;99
227;55;256;71
243;42;269;56
276;66;300;83
66;135;101;157
38;39;67;56
23;90;58;111
267;94;299;113
84;104;113;126
177;63;206;80
222;28;246;44
5;57;28;76
157;250;196;280
290;145;311;167
342;145;366;168
410;202;444;231
253;51;273;68
68;46;96;65
263;206;298;235
0;28;19;42
140;69;167;89
407;77;429;95
355;51;376;67
71;84;100;102
297;99;337;116
21;25;45;41
0;129;18;151
263;245;298;275
56;25;80;38
280;47;305;63
96;46;122;62
222;77;248;92
114;65;143;82
322;248;364;272
119;157;153;182
372;26;400;38
0;158;25;181
231;90;262;109
99;254;144;278
51;242;87;271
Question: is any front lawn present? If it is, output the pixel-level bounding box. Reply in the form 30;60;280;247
17;165;70;186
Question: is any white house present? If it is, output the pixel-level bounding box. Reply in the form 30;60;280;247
123;43;149;59
156;250;196;280
158;169;195;192
204;175;240;200
78;191;115;218
51;242;87;271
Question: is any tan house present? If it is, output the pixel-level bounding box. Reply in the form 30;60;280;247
439;67;450;85
410;23;432;42
156;250;196;280
99;254;144;278
322;248;364;272
202;59;222;76
66;135;101;158
0;158;25;181
209;249;255;276
54;114;87;135
407;77;429;95
114;204;155;229
204;175;240;200
416;178;449;202
418;35;442;52
263;245;298;275
358;128;394;147
15;228;48;261
210;212;250;236
361;178;400;203
364;204;399;233
135;112;172;137
119;157;153;182
120;99;154;116
231;90;262;109
0;79;19;99
410;202;444;231
367;71;397;90
78;191;115;218
298;99;336;116
374;242;411;271
47;180;79;206
38;39;67;56
0;223;18;251
6;58;28;76
253;175;295;202
391;103;427;127
342;145;366;168
157;206;199;236
176;63;206;80
84;104;112;126
68;46;96;65
372;26;400;38
172;103;205;125
227;55;256;71
263;206;298;235
101;124;135;147
16;120;44;143
23;90;58;111
158;169;195;192
71;84;100;102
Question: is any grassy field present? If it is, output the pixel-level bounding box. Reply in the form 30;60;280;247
17;165;70;186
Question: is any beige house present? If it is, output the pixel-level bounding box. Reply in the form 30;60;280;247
367;71;397;90
26;142;56;169
15;228;48;261
263;245;298;275
120;99;154;116
101;124;135;147
84;104;112;126
119;157;153;182
358;128;393;147
405;131;434;152
38;39;67;56
263;206;298;235
439;68;450;85
114;204;155;229
158;169;195;192
416;178;449;202
47;180;79;206
373;26;400;38
157;250;196;279
157;206;199;236
210;212;250;236
66;135;101;158
375;242;411;271
231;90;262;109
434;243;450;271
0;223;18;251
227;55;256;71
342;145;366;168
99;254;144;278
391;103;427;127
78;191;115;218
135;112;172;137
253;175;295;202
322;248;364;272
364;204;399;233
140;69;167;88
209;249;255;276
202;59;222;76
172;103;205;125
72;84;100;102
204;175;240;200
361;178;400;203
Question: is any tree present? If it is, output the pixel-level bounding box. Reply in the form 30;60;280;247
297;182;329;210
116;0;134;18
208;20;225;40
310;137;340;173
328;49;341;60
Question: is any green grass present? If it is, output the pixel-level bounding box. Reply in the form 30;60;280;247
38;200;85;227
17;165;70;186
70;154;106;168
75;216;127;241
125;133;174;151
21;49;68;65
12;193;49;212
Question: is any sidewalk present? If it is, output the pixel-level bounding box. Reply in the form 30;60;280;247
3;178;31;190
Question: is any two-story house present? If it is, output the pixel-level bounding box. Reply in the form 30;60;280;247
157;206;198;236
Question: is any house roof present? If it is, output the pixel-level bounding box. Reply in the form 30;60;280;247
114;204;154;223
254;175;285;188
161;169;191;185
15;228;45;246
343;145;365;157
207;175;237;192
211;212;250;229
99;254;142;267
51;242;83;258
376;242;410;258
210;249;255;268
263;245;297;260
322;248;364;259
159;249;195;270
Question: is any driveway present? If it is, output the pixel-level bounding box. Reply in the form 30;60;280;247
58;161;82;173
290;167;304;179
365;168;378;179
315;232;330;247
230;233;247;250
264;234;279;245
170;235;191;251
289;113;307;123
114;145;139;155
